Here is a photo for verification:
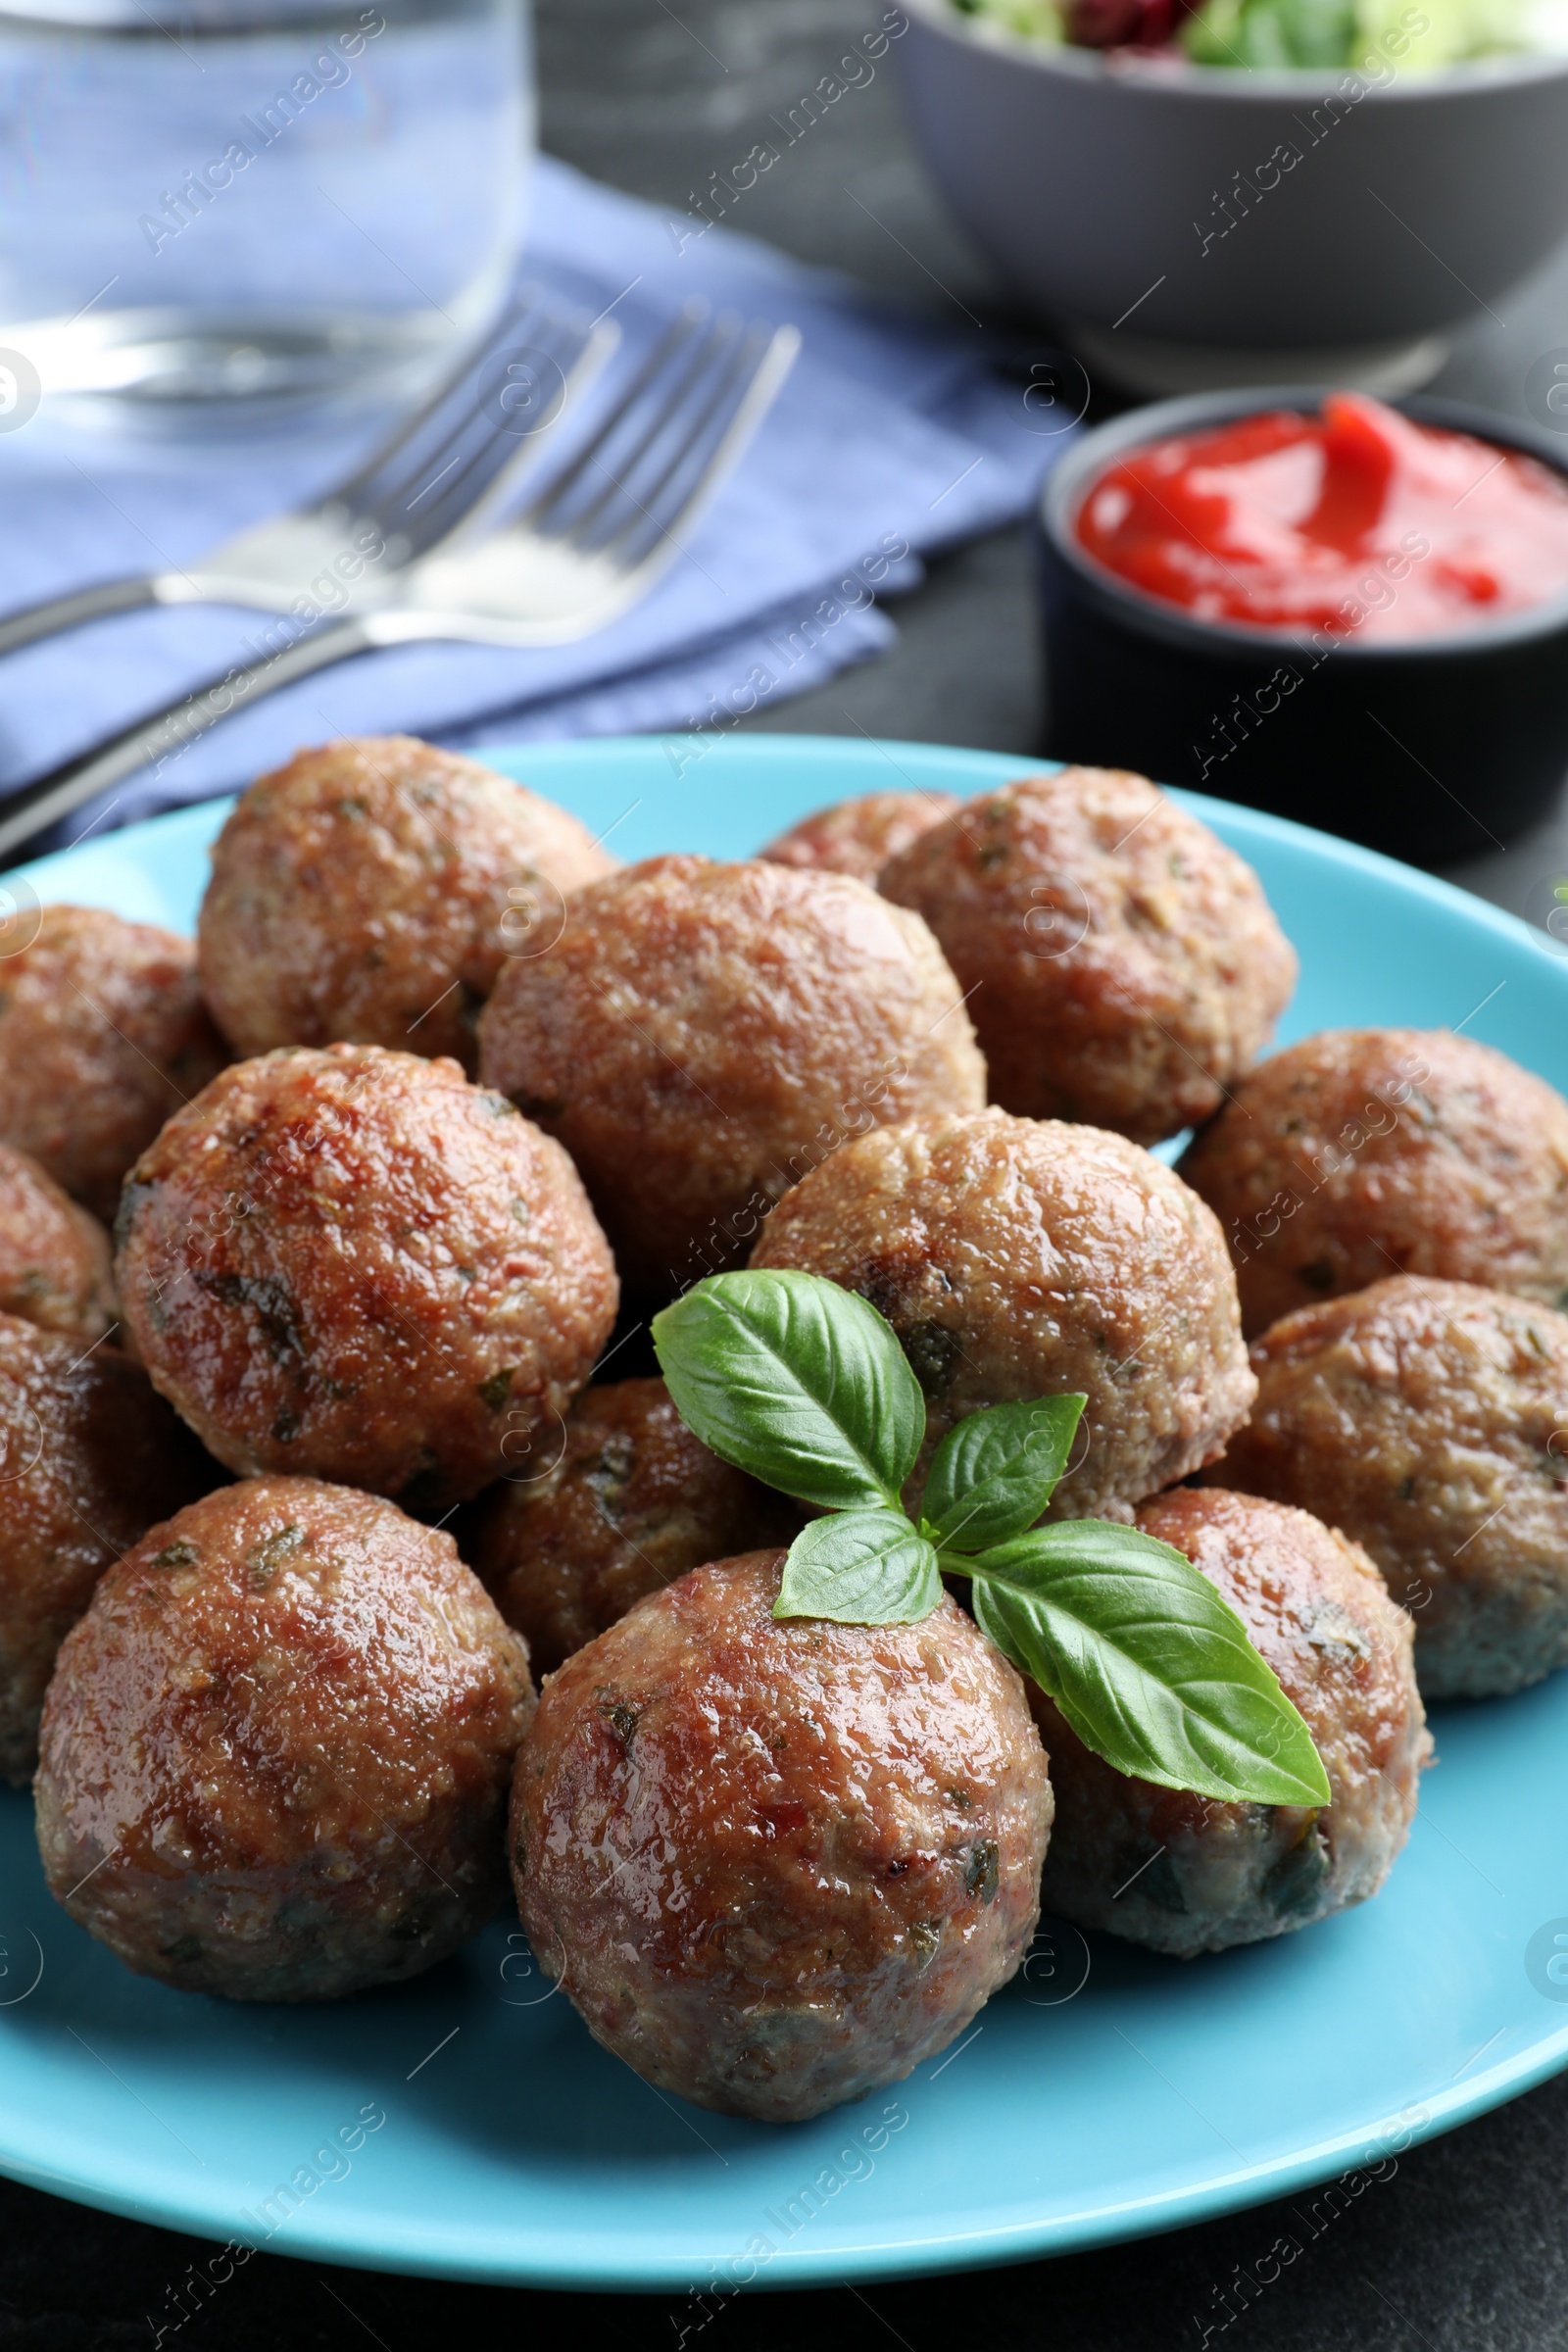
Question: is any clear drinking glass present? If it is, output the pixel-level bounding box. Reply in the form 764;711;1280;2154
0;0;534;423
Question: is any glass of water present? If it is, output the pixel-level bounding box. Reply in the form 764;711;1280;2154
0;0;534;424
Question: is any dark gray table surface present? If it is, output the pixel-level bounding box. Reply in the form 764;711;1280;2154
6;5;1568;2344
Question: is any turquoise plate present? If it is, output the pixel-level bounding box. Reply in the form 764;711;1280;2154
3;734;1566;2291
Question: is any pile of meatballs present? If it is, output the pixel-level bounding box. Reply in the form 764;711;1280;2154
5;736;1566;2126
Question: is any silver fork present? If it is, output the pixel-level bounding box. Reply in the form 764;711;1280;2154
0;285;618;656
0;309;800;865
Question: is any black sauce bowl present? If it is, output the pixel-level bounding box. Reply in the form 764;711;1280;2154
1035;387;1568;862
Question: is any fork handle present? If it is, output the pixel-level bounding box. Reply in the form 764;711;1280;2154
0;574;165;659
0;614;380;867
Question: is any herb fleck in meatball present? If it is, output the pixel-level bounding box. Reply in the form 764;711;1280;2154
35;1477;533;1999
759;789;960;887
1178;1028;1568;1337
198;736;616;1075
464;1376;803;1673
114;1045;617;1509
0;906;227;1221
880;769;1296;1146
1037;1488;1429;1958
1214;1277;1568;1699
752;1108;1254;1520
477;856;986;1300
0;1143;115;1342
513;1550;1051;2122
0;1313;216;1786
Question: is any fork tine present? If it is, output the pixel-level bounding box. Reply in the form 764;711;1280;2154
580;322;800;573
627;321;800;570
582;318;760;560
389;308;598;556
352;300;573;550
554;316;744;549
515;301;710;535
323;281;548;517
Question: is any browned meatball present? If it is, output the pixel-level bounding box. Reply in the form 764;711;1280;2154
0;906;227;1220
758;789;960;886
1037;1488;1429;1958
198;736;617;1076
1178;1028;1568;1338
464;1376;802;1673
880;769;1296;1146
1215;1278;1568;1699
477;856;986;1299
0;1143;115;1341
0;1313;216;1785
751;1109;1254;1520
114;1046;617;1509
35;1477;532;2000
513;1550;1051;2123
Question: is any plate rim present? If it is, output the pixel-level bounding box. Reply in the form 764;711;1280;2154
4;2016;1568;2290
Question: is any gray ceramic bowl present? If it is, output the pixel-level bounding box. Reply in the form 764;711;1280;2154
895;0;1568;392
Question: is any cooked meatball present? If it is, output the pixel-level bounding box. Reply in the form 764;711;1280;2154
879;768;1296;1145
513;1550;1051;2123
35;1477;532;1999
0;1313;215;1785
751;1108;1254;1520
758;789;960;886
1214;1277;1568;1699
464;1376;802;1673
0;906;227;1221
114;1046;617;1509
1178;1028;1568;1338
198;736;617;1076
477;856;986;1299
1037;1487;1429;1959
0;1144;115;1341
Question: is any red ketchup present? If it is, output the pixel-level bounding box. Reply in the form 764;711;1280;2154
1075;392;1568;640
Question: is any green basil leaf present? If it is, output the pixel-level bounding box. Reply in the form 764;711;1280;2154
970;1522;1332;1808
652;1269;924;1511
919;1395;1086;1552
774;1509;942;1625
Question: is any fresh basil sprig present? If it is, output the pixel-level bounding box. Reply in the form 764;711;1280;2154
920;1394;1084;1553
780;1509;943;1625
649;1267;924;1513
652;1269;1330;1810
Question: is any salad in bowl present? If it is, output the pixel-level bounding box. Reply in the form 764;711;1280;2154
896;0;1568;390
950;0;1567;68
